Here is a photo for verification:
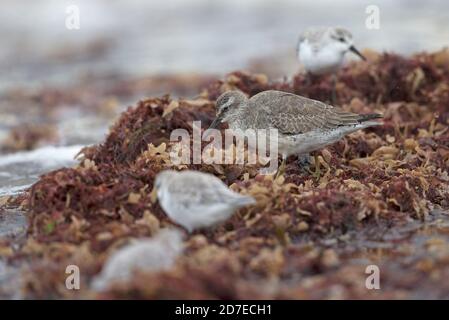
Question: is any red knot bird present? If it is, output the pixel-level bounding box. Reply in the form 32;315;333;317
209;90;383;176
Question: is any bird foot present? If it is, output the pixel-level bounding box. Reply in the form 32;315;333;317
330;87;337;105
297;154;312;167
305;154;322;181
275;158;287;179
330;74;337;105
297;154;314;175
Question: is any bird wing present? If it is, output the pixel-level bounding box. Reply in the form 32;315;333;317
250;90;367;135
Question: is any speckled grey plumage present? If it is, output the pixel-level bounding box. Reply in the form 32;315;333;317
212;90;382;158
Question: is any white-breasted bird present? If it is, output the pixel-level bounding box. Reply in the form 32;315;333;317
152;170;255;232
297;26;366;75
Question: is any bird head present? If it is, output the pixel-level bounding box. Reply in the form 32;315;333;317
151;170;177;203
328;27;366;61
208;90;247;129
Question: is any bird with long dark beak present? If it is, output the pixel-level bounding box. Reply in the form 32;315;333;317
297;27;366;103
209;89;383;177
297;26;366;75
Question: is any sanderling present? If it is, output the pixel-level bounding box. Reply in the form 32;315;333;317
92;228;183;291
152;170;255;232
209;90;382;175
297;26;366;75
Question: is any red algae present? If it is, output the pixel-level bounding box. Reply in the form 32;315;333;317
2;50;449;299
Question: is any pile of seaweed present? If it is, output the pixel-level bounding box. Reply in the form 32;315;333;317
3;50;449;299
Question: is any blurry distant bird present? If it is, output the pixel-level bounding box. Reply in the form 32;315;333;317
210;90;383;175
92;228;183;291
297;26;366;75
152;170;256;232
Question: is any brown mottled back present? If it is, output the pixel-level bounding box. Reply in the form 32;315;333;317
247;90;381;135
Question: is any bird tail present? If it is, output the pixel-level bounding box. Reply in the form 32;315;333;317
234;195;256;207
359;121;383;128
357;113;383;123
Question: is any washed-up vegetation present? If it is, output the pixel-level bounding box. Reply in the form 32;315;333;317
1;50;449;299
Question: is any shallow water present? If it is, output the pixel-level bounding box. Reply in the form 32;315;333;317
0;145;84;197
0;209;26;238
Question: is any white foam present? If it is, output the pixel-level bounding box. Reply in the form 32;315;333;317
0;145;84;168
0;185;31;197
0;145;85;196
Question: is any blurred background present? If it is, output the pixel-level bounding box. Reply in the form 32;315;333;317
0;0;448;198
1;0;448;89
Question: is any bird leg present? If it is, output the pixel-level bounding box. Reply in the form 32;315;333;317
311;153;322;180
330;74;337;105
297;154;315;176
315;153;322;179
300;153;321;180
297;154;312;167
275;155;287;179
304;73;312;87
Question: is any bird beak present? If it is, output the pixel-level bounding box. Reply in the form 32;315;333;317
150;185;158;203
349;45;366;61
208;114;223;130
204;115;223;140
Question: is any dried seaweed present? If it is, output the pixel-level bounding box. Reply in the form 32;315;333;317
3;50;449;299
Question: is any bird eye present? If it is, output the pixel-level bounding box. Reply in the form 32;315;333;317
221;100;231;111
338;37;345;42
